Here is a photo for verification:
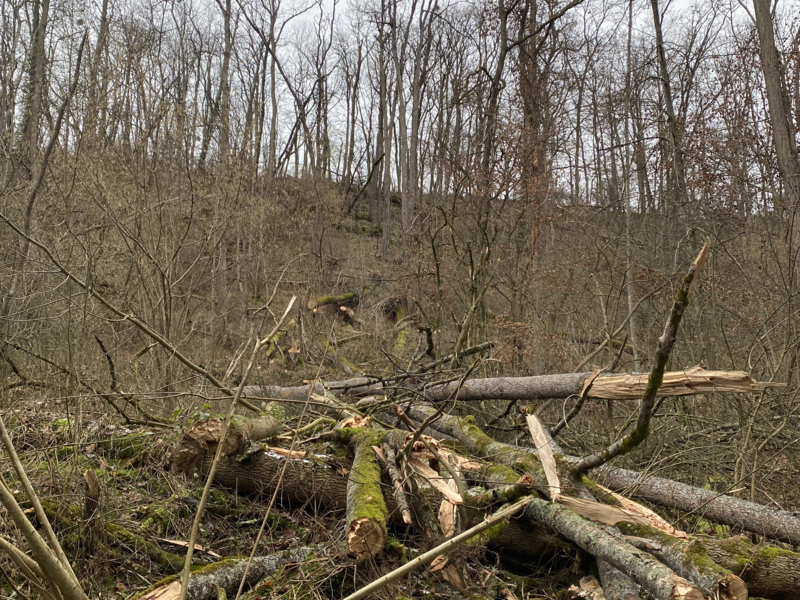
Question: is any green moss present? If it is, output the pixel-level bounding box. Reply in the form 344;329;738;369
394;327;409;351
483;464;519;486
466;519;508;546
718;536;799;572
347;430;389;542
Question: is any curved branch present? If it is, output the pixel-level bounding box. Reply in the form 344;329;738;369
574;244;709;473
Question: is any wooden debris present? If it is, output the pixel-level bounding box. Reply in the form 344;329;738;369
380;444;412;525
408;455;464;505
585;365;784;399
594;483;688;539
557;497;651;527
526;414;561;499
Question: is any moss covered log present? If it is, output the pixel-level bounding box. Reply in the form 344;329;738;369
614;522;747;600
135;547;316;600
702;535;800;600
308;292;357;309
346;430;389;559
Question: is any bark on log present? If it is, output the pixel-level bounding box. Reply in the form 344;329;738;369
245;367;780;404
595;466;800;545
523;498;704;600
614;522;800;600
702;535;800;600
346;431;388;559
597;560;642;600
135;547;314;600
612;523;747;600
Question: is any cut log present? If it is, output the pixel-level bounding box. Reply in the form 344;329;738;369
612;523;747;600
595;466;800;545
523;498;704;600
135;547;314;600
346;431;388;560
307;292;357;310
171;413;281;474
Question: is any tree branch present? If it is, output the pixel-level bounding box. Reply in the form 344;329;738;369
574;243;709;472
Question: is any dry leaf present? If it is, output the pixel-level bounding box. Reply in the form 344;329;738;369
439;564;466;590
430;555;448;572
138;581;181;600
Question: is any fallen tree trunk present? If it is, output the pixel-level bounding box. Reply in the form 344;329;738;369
245;366;781;403
135;547;315;600
611;523;747;600
614;523;800;600
523;497;705;600
702;535;800;600
595;466;800;545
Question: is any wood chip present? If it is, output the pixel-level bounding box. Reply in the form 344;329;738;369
587;365;785;399
338;414;370;429
558;496;651;527
264;446;306;459
526;415;560;500
159;539;221;558
593;483;689;539
438;476;460;538
371;446;388;464
138;581;181;600
408;455;463;504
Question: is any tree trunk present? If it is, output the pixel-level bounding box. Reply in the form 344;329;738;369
245;366;779;404
752;0;800;271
